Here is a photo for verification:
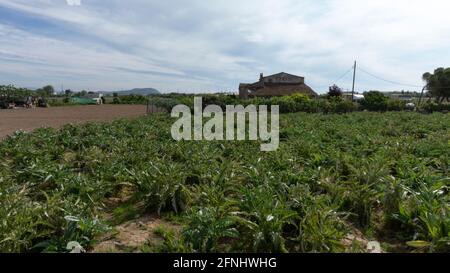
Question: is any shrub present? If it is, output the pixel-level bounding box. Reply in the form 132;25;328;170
288;184;347;252
119;94;148;104
360;91;388;111
330;98;358;113
130;164;191;215
235;186;296;253
149;97;179;112
393;179;449;253
182;207;239;253
152;226;190;253
328;85;343;98
290;93;311;103
387;99;405;111
420;102;450;113
112;97;120;104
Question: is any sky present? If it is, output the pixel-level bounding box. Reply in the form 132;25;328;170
0;0;449;94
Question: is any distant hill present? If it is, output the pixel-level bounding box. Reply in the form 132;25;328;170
112;88;160;96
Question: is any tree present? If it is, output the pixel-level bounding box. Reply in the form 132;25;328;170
360;91;388;111
422;68;450;103
42;85;54;96
74;90;87;97
328;85;343;97
36;85;54;97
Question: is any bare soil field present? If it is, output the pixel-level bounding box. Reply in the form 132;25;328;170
0;104;147;139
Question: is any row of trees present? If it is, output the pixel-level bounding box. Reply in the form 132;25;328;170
34;86;95;98
0;85;101;100
326;86;415;112
0;85;33;100
0;85;56;100
327;67;450;102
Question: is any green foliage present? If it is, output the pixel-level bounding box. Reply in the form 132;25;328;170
112;203;141;225
33;215;109;252
148;93;449;114
111;94;148;104
360;91;389;111
0;112;448;253
329;98;358;113
36;85;55;98
152;226;190;253
290;93;311;103
0;85;33;107
288;184;347;252
112;97;120;104
387;99;406;111
420;102;450;113
423;67;450;102
343;158;390;228
130;163;191;215
182;207;239;253
394;180;449;252
234;186;296;253
147;97;180;111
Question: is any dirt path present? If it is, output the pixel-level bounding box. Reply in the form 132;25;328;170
0;105;147;139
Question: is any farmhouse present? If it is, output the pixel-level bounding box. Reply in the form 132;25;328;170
239;72;317;99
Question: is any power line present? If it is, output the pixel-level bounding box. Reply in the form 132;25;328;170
332;66;355;84
315;66;355;89
315;63;429;91
357;67;423;88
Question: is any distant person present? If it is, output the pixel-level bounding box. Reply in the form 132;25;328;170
26;96;33;108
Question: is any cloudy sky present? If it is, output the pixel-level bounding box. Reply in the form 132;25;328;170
0;0;449;93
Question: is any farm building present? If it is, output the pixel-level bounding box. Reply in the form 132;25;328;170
390;94;414;101
342;92;365;101
86;93;105;105
239;72;317;99
71;93;105;105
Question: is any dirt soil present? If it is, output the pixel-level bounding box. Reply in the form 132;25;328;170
0;105;147;139
91;215;181;253
341;223;384;253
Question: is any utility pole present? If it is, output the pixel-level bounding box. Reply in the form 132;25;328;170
418;86;426;107
351;61;357;101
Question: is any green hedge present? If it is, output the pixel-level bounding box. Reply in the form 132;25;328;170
419;102;450;113
112;94;149;105
148;93;450;115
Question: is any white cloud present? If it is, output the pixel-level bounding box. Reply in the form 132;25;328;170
0;0;449;92
66;0;81;6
